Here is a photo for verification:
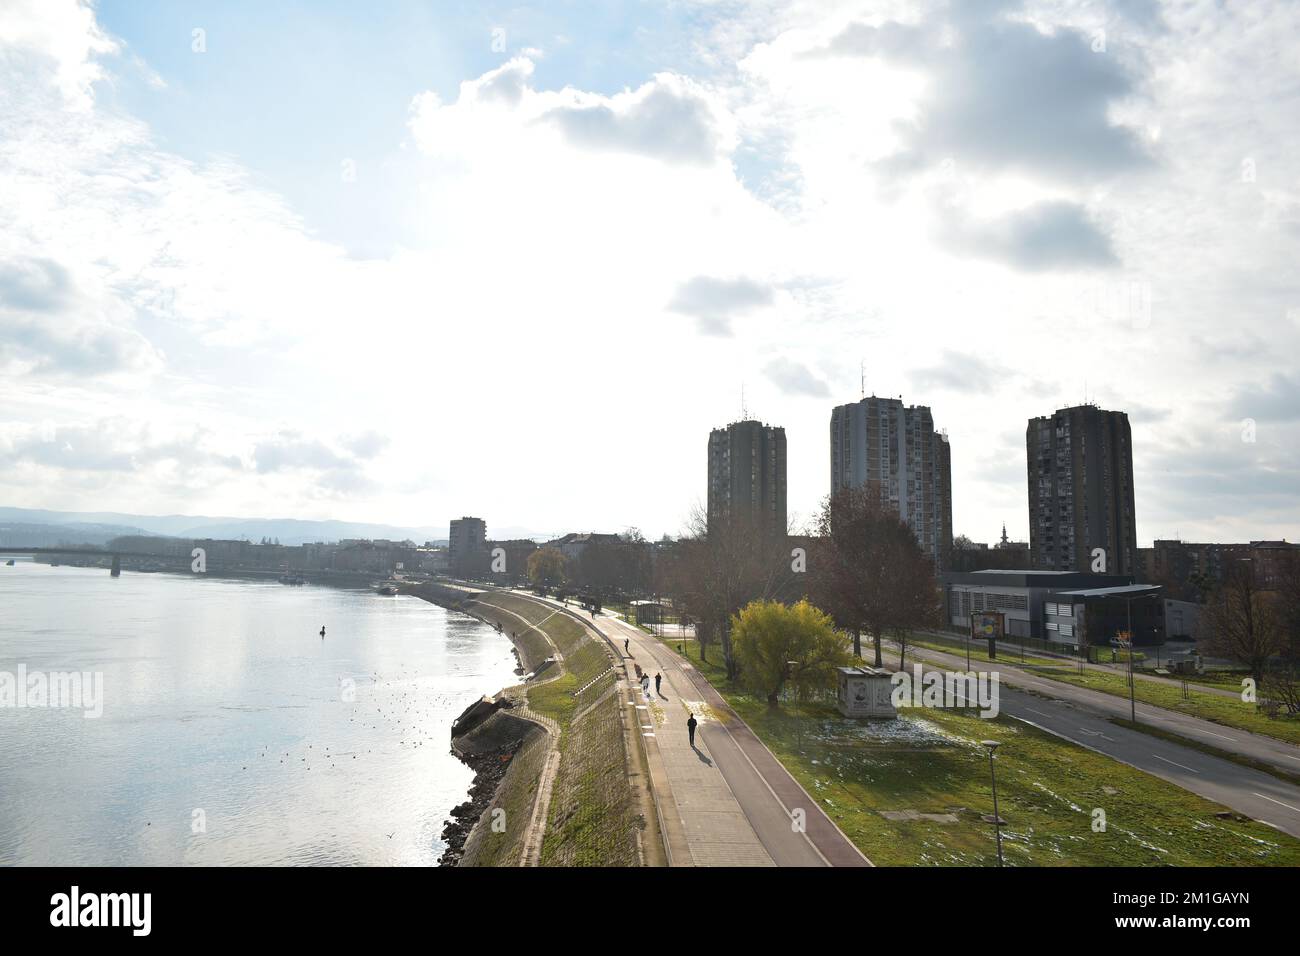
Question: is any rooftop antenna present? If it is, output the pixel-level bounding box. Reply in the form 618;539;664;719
860;360;865;400
741;383;749;421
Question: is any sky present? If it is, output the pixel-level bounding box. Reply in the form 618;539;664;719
1;0;1298;544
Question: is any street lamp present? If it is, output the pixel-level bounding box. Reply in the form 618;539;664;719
981;740;1004;867
786;660;802;752
1122;590;1161;725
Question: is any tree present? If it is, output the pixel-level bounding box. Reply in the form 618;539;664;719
731;599;853;705
808;486;942;667
660;505;798;679
1201;562;1284;685
527;547;569;591
1262;551;1300;715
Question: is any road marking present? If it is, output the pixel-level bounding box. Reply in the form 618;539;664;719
1078;727;1116;742
1026;708;1054;719
1252;792;1300;814
1196;729;1238;742
1152;754;1199;773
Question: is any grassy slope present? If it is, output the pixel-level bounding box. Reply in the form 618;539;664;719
459;727;550;867
482;593;637;865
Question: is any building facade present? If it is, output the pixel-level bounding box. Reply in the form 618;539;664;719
830;396;953;568
943;569;1164;647
707;420;787;538
448;517;489;576
1026;405;1137;575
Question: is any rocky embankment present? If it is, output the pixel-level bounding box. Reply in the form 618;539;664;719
438;738;519;866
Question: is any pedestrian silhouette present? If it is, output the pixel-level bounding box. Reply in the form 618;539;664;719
687;713;698;747
624;638;629;655
654;673;662;696
320;626;326;639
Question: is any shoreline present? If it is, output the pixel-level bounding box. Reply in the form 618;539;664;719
409;582;545;867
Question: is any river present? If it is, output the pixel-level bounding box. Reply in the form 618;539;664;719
0;561;518;865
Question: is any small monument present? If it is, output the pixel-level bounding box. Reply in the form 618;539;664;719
836;666;897;718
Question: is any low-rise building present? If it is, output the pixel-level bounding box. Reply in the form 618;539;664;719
942;569;1163;648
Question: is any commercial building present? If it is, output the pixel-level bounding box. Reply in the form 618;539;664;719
1026;404;1137;575
943;569;1164;648
830;395;952;567
707;419;787;538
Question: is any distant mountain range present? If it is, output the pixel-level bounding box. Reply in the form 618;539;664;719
0;506;450;547
0;506;556;547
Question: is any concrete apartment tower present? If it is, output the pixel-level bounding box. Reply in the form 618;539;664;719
830;396;953;568
707;420;787;538
448;516;488;575
1026;404;1137;575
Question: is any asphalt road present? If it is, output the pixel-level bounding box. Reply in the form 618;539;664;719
883;645;1300;839
890;639;1300;775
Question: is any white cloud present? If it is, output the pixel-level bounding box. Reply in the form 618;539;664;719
0;0;1297;545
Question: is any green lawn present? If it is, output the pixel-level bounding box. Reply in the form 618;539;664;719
665;638;1300;866
901;634;1072;670
900;633;1300;747
1036;668;1300;747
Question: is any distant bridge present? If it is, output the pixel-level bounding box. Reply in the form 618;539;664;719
0;546;180;560
0;546;187;576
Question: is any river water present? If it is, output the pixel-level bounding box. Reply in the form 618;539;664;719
0;561;518;865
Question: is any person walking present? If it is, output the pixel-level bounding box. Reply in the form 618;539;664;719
624;638;629;656
641;674;650;698
319;625;326;640
687;713;698;747
654;672;662;696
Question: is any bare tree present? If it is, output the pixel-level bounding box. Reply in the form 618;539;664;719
1262;551;1300;714
1201;562;1284;686
661;505;798;680
808;487;942;668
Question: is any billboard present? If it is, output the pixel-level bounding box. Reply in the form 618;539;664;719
971;611;1004;641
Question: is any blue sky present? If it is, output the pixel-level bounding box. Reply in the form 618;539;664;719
2;1;1299;544
94;1;732;256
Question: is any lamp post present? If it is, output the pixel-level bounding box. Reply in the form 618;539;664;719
786;660;802;752
981;740;1004;867
1122;590;1160;725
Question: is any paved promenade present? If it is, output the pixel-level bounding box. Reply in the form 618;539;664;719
518;593;870;867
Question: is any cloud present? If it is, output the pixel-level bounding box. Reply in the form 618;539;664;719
253;434;353;474
0;256;73;311
910;350;1000;395
0;421;242;473
341;430;389;460
667;275;774;335
943;200;1119;271
0;0;118;107
817;4;1152;184
1228;373;1300;423
411;58;730;167
0;256;164;377
543;73;726;165
763;357;829;397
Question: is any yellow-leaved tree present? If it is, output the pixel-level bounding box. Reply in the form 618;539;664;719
731;599;853;706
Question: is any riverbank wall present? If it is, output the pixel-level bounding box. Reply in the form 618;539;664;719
413;584;647;867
